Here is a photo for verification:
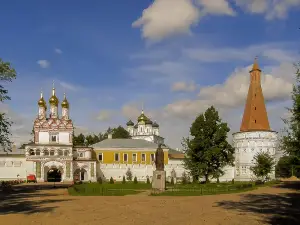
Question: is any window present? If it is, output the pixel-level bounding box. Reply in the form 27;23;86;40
123;153;128;162
241;166;246;174
141;153;146;162
132;153;137;162
79;153;84;157
36;150;40;156
255;120;257;123
58;150;63;156
114;153;119;162
50;135;57;142
64;150;69;156
98;153;103;161
50;150;55;156
255;107;256;110
29;149;35;155
44;150;49;156
151;154;155;162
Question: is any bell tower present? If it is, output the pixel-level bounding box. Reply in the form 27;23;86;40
240;58;270;131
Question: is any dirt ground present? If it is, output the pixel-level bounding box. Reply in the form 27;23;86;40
0;182;299;225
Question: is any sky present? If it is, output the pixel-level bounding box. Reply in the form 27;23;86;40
1;0;300;148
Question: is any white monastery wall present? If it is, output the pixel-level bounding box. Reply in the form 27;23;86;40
0;157;34;180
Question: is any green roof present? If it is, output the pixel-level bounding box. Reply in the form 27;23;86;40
91;139;160;149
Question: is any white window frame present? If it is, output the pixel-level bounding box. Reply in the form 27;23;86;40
123;153;128;162
98;153;103;162
132;153;137;163
114;153;120;162
141;153;146;162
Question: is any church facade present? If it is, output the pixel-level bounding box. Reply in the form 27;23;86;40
0;59;281;182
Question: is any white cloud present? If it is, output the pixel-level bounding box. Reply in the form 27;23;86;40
37;60;50;68
171;81;196;92
132;0;201;42
134;0;300;42
95;110;114;121
59;81;79;91
165;63;294;118
234;0;300;20
54;48;63;54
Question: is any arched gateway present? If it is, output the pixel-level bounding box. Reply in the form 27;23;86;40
44;161;65;182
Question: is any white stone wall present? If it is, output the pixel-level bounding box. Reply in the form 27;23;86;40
233;131;278;181
0;157;34;180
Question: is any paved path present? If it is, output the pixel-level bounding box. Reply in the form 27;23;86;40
0;182;299;225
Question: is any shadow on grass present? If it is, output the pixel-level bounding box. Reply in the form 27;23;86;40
216;181;300;225
0;183;72;215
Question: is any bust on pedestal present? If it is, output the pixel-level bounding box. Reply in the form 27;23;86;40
152;144;166;191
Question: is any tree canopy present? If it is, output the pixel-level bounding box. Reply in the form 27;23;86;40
0;58;16;151
280;63;300;163
182;106;234;183
73;125;130;146
250;152;275;181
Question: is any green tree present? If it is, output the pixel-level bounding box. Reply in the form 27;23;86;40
146;176;150;184
182;106;234;183
73;133;85;146
276;155;300;178
133;176;138;184
126;168;132;181
250;152;275;181
281;63;300;162
181;171;189;184
112;126;131;139
0;59;17;151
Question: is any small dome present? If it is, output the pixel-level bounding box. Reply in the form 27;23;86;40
49;88;59;106
126;120;134;126
38;92;47;109
137;111;148;122
152;121;159;128
145;119;153;125
61;93;69;108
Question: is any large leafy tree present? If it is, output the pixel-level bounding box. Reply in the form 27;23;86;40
73;125;130;146
276;155;300;178
280;63;300;163
250;152;275;181
0;58;16;151
182;106;234;183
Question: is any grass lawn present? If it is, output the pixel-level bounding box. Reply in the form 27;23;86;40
68;182;151;196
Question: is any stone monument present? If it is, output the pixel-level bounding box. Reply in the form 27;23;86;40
152;144;166;191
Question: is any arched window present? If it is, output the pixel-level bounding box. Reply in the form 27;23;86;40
29;149;35;156
44;150;49;156
79;153;84;157
58;150;63;156
50;150;55;156
36;149;40;156
64;150;69;156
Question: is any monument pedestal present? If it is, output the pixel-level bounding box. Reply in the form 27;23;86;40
152;170;166;191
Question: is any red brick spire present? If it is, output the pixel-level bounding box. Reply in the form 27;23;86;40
240;58;270;132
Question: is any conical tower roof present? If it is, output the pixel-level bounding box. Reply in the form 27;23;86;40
240;58;270;132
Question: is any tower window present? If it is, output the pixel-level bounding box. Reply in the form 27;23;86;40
255;120;257;123
255;107;256;110
254;94;256;97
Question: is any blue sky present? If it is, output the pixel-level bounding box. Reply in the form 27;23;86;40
1;0;300;147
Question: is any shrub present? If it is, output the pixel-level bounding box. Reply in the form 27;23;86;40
109;177;114;184
182;171;189;184
122;176;126;184
171;177;174;185
231;178;234;184
97;177;103;184
133;176;138;184
146;177;151;184
126;168;133;181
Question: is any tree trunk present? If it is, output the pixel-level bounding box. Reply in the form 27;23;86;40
217;177;220;183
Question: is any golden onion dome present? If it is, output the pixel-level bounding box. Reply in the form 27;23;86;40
137;110;148;123
61;93;69;108
38;91;47;109
49;88;59;106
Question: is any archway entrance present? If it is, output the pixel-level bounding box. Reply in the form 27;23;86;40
47;168;62;182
